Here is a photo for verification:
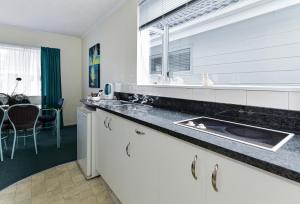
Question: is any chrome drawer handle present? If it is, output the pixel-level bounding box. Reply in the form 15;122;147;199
103;117;108;128
191;155;198;180
126;142;131;157
212;164;219;192
135;129;145;135
107;118;112;131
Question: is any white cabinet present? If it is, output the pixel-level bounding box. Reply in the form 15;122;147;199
105;113;132;203
95;109;300;204
96;109;159;204
205;151;300;204
96;110;130;201
123;122;160;204
157;135;206;204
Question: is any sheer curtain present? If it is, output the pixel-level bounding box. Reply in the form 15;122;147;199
0;44;41;96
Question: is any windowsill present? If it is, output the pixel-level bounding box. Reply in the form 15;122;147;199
137;84;300;92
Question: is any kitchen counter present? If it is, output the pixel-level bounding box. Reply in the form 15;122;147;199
81;99;300;183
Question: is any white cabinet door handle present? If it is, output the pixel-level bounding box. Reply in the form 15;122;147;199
135;129;145;135
211;164;219;192
107;118;112;131
104;117;108;128
191;155;198;180
126;142;131;157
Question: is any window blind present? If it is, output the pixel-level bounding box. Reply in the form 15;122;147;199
139;0;190;27
139;0;241;29
150;48;191;74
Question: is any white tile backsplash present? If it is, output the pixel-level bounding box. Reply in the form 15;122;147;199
119;84;300;111
215;90;247;105
247;91;289;109
119;83;131;93
289;92;300;111
192;89;216;102
153;87;194;99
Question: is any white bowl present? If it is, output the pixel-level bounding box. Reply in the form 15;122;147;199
91;96;101;101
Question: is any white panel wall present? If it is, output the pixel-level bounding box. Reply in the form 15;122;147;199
165;4;300;85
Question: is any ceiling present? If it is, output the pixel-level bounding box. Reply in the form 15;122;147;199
0;0;126;37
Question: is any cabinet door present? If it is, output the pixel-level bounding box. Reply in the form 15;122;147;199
205;151;300;204
157;135;206;204
126;124;160;204
103;113;132;203
95;109;108;176
105;116;160;204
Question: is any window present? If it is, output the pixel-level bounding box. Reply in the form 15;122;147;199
150;54;162;74
150;48;191;74
138;0;300;87
168;48;191;72
0;44;41;96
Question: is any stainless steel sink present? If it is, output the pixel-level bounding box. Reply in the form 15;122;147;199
95;100;133;106
91;99;152;112
174;116;294;151
112;104;153;112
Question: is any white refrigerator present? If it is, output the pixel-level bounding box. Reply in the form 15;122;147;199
77;106;98;179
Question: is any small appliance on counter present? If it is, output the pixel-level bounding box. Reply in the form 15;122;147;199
87;90;103;101
103;83;114;100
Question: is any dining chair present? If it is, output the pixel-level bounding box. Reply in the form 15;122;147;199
38;98;64;147
39;98;64;128
8;94;31;106
0;93;9;105
7;104;40;159
0;107;9;162
0;107;5;161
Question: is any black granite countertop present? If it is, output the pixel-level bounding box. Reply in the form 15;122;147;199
81;99;300;183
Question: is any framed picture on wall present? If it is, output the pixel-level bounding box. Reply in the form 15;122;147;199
89;43;100;88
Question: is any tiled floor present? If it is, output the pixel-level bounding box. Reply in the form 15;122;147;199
0;162;121;204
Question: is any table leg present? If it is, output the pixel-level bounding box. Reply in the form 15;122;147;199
57;109;61;148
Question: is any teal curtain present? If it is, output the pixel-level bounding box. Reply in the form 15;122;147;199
41;47;63;126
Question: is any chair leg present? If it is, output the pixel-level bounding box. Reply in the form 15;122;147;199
52;126;56;136
0;133;3;162
4;139;7;151
33;128;38;155
11;131;17;159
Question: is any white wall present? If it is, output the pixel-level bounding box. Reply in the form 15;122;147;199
82;0;137;97
0;24;82;125
82;0;300;111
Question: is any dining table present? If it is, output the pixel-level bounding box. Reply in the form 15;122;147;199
0;104;61;149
